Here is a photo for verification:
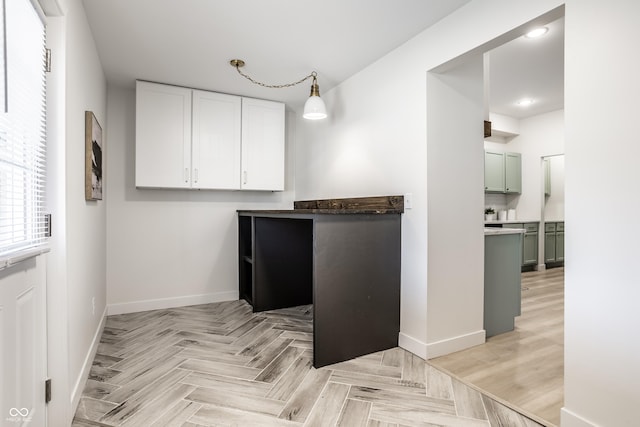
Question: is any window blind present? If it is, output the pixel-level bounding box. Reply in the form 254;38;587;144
0;0;47;266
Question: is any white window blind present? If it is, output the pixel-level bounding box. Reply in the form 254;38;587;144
0;0;47;266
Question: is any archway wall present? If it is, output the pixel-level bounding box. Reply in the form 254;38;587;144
295;0;564;358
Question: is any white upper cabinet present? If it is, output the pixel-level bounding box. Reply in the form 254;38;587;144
241;98;285;191
135;81;192;188
135;81;285;191
192;90;242;189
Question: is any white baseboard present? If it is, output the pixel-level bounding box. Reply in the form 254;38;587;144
70;306;107;414
535;263;546;271
107;290;239;316
425;329;486;359
561;408;598;427
398;332;427;359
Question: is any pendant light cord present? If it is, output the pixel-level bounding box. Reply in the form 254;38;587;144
231;60;317;89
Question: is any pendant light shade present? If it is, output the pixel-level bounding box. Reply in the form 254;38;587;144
303;77;327;120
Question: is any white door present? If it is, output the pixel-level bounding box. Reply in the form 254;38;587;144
0;256;47;426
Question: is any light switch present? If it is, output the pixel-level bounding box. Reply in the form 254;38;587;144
404;193;413;210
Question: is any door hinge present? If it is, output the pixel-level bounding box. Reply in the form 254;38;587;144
45;49;52;73
45;213;52;237
45;378;52;403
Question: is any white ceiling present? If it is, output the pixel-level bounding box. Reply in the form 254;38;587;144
82;0;472;109
488;17;564;119
82;1;563;119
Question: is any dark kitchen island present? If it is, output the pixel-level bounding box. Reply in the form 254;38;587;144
238;196;403;368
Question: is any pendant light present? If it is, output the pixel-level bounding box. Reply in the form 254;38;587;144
303;74;327;120
230;59;327;120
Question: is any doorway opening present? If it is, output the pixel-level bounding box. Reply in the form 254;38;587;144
425;8;565;427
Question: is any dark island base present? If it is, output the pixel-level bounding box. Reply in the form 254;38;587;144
239;196;402;368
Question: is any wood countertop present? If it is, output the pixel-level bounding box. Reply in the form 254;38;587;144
238;195;405;215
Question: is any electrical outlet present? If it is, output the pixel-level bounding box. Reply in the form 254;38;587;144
92;297;95;316
404;193;413;210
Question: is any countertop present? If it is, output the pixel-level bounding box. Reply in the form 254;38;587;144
239;195;405;216
238;209;402;215
484;219;539;224
484;227;525;236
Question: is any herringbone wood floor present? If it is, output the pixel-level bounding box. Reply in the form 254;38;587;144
72;301;543;427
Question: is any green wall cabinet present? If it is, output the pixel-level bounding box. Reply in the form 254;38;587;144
484;151;505;192
484;151;522;194
505;152;522;194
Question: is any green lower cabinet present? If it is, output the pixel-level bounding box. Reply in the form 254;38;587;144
556;231;564;261
503;222;538;269
523;232;538;265
545;232;556;262
545;222;564;266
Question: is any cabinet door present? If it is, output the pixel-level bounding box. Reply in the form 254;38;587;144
544;158;551;196
545;231;556;262
135;81;191;188
523;232;538;265
484;151;504;192
505;152;522;194
555;231;564;261
192;90;242;189
241;98;285;191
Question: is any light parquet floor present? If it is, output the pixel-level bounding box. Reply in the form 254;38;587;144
72;300;544;427
430;267;564;427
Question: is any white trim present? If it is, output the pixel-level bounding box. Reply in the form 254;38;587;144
425;329;486;359
0;245;50;271
561;407;599;427
70;305;107;414
535;263;546;271
398;332;427;359
107;290;239;316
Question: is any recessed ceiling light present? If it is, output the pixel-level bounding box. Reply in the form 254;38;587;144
525;27;548;38
516;98;534;107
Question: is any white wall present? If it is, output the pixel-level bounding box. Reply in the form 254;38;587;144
58;0;108;413
484;109;565;221
426;57;486;356
44;10;71;427
563;1;640;426
105;88;295;314
295;0;564;358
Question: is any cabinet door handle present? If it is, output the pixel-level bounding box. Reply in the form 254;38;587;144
194;168;199;183
243;171;247;185
184;168;189;183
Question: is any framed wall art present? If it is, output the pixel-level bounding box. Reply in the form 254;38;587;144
85;111;103;200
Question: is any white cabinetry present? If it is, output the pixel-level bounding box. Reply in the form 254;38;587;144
192;90;242;189
135;82;191;188
135;81;284;191
241;98;285;191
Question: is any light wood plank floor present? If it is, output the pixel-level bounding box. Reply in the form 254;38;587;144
430;267;564;427
72;300;545;426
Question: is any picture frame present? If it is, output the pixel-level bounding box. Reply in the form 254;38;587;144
85;111;103;200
